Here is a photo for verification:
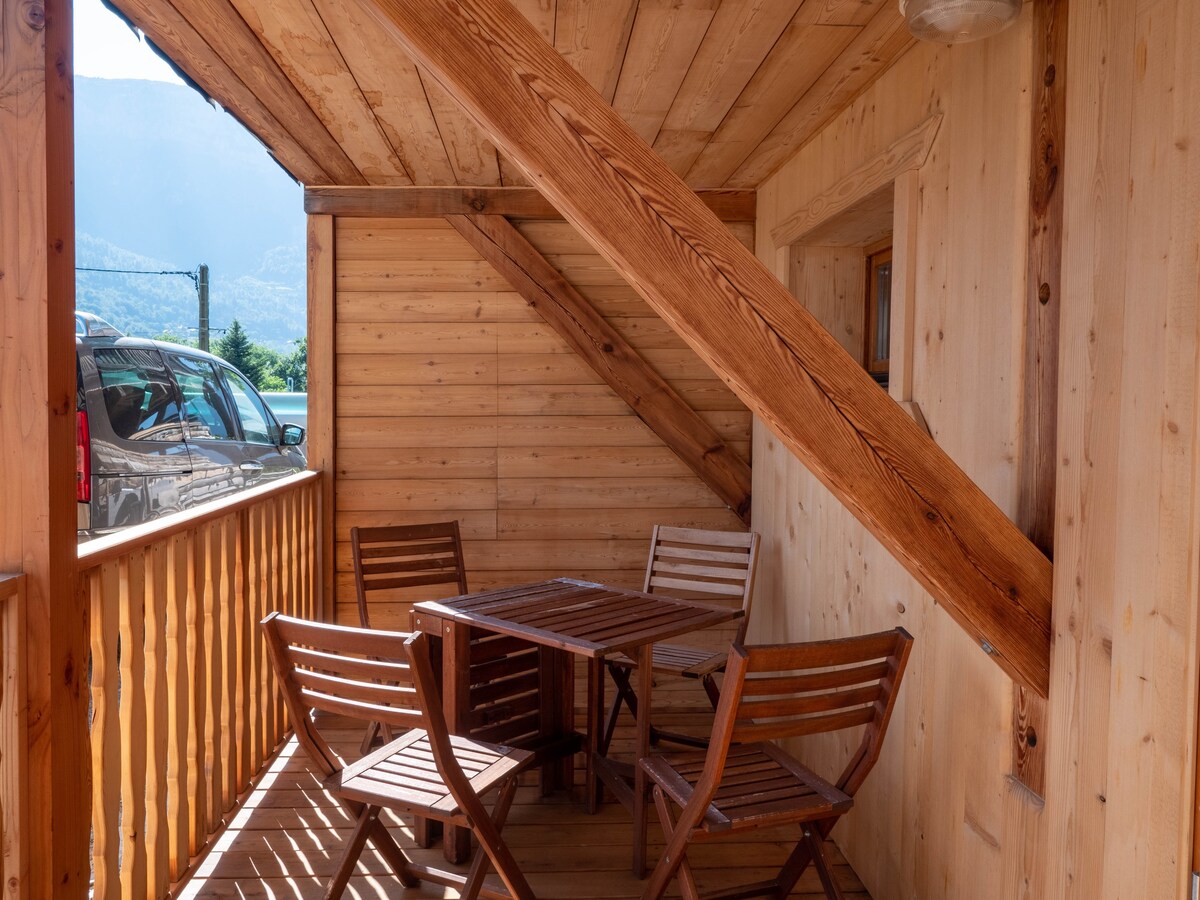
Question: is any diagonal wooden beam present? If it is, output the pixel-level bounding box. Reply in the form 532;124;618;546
449;213;752;522
362;0;1054;696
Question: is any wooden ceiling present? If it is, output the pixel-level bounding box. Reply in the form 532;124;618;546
112;0;913;189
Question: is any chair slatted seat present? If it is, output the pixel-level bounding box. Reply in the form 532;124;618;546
605;526;760;749
640;628;913;900
262;613;536;900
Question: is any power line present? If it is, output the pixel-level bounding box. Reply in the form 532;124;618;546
76;265;199;287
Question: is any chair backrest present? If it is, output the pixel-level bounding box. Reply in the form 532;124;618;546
261;613;498;823
261;612;434;777
642;525;760;642
351;521;468;628
702;628;913;801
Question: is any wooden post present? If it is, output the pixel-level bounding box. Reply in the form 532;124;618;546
1012;0;1068;800
362;0;1054;696
0;0;87;895
307;216;336;621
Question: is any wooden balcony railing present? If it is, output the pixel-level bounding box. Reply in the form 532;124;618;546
0;573;26;895
78;471;321;899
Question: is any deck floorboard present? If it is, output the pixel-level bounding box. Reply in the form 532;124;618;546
174;712;872;899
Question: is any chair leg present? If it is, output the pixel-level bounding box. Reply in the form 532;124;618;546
602;662;637;756
326;804;377;900
359;720;380;756
465;777;534;900
803;827;845;900
702;673;721;709
366;817;421;888
642;786;701;900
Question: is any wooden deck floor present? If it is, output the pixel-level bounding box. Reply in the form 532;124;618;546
175;712;872;899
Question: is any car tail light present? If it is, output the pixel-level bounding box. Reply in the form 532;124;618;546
76;410;91;502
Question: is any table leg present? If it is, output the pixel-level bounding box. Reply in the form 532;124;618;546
632;643;652;877
443;621;473;864
586;656;605;813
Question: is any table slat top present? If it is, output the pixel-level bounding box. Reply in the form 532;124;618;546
412;578;741;658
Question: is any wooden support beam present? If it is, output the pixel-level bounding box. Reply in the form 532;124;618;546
1012;0;1069;799
364;0;1054;695
0;0;87;894
307;216;337;620
450;213;752;521
304;185;757;221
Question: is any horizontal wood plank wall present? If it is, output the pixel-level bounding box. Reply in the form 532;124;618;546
754;16;1044;900
332;216;751;672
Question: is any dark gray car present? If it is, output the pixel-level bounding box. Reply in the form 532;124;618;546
76;313;306;537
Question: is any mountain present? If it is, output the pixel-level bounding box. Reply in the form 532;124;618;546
75;76;306;350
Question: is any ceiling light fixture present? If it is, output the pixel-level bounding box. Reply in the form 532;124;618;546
899;0;1022;44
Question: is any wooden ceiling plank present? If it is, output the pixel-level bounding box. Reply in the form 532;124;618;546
653;0;806;176
450;214;752;520
728;5;914;188
363;0;1053;696
226;0;413;183
420;71;504;185
112;0;354;184
611;0;719;145
312;0;456;184
795;0;889;27
684;20;861;188
304;186;756;220
553;0;639;103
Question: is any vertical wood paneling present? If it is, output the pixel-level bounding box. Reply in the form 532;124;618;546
89;565;120;900
331;216;750;633
1046;0;1200;897
754;19;1045;900
143;543;171;897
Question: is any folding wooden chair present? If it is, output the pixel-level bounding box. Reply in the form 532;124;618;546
261;612;536;900
352;520;468;752
640;628;913;900
604;526;759;749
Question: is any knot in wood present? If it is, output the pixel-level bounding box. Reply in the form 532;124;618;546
1038;283;1051;305
24;0;46;30
1043;64;1056;87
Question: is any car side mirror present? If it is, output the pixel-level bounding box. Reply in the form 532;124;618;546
281;423;306;446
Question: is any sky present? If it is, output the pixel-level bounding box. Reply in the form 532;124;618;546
73;0;184;84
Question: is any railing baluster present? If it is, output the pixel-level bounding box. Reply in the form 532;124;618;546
233;507;250;791
144;543;171;896
201;520;222;838
186;523;207;855
165;533;190;881
118;549;148;897
89;564;120;900
247;503;264;768
219;515;237;809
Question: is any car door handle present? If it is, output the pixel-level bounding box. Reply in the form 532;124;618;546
239;461;264;472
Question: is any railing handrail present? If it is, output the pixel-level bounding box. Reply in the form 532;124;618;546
78;470;320;570
0;573;23;603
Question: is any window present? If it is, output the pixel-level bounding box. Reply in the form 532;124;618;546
93;348;185;442
221;366;279;445
864;246;893;386
166;353;238;441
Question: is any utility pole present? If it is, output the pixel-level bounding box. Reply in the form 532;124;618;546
197;263;210;351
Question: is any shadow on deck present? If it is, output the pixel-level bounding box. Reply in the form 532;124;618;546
175;712;872;899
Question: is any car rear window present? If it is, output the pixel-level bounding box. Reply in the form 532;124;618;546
93;348;185;442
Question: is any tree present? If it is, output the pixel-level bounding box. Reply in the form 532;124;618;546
213;319;261;384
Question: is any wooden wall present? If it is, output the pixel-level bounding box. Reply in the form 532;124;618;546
755;2;1200;898
323;215;750;632
754;14;1043;900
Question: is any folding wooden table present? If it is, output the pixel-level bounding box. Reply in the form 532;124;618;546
411;577;742;876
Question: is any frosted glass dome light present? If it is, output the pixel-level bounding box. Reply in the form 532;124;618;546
899;0;1021;44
